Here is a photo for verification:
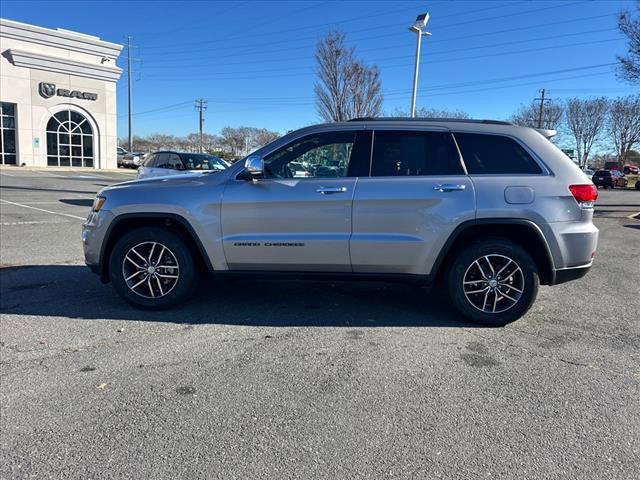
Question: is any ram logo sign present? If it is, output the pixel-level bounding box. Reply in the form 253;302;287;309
38;82;98;101
38;82;56;99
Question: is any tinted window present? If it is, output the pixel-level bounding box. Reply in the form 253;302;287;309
594;170;610;176
454;133;543;175
180;153;229;171
143;154;157;167
371;131;463;177
263;130;370;179
156;153;184;170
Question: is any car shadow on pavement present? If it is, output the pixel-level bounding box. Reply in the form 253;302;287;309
0;265;480;328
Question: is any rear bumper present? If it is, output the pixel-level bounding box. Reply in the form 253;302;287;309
550;263;592;285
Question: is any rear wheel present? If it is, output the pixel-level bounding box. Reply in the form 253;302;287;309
447;239;539;326
109;227;197;309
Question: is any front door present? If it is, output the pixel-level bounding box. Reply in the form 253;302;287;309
221;130;370;272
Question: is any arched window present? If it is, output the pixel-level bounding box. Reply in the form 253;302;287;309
46;110;94;167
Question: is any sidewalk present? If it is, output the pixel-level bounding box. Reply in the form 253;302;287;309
0;165;136;175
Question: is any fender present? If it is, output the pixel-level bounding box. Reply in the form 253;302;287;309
430;218;556;284
99;212;215;278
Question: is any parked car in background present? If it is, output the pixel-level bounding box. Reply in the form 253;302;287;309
623;165;639;175
289;161;311;177
84;118;599;326
121;151;148;168
611;170;628;188
592;170;627;189
137;151;230;179
117;147;128;168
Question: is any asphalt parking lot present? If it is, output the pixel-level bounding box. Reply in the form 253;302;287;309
1;168;639;479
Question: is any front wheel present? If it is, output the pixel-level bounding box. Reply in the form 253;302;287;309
447;239;539;326
109;227;197;309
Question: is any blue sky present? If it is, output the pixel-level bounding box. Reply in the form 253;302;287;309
1;0;637;138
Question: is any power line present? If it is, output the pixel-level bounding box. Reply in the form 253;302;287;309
138;12;617;67
137;26;619;73
137;0;578;59
138;1;453;52
116;63;618;122
141;37;622;81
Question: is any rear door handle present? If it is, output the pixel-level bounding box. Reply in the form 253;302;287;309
316;186;348;195
434;184;466;192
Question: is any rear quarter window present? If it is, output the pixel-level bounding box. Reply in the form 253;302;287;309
454;132;543;175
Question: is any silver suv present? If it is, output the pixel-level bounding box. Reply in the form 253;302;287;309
82;119;599;325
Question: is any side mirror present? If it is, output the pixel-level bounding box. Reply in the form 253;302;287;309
244;155;264;178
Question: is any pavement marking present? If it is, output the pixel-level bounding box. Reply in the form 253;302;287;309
2;200;94;205
1;220;69;226
0;199;86;220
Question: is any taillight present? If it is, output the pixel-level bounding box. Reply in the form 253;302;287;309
569;184;598;208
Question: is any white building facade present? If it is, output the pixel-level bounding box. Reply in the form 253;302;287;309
0;18;122;169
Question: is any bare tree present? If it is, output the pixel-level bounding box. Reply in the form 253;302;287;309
608;95;640;164
314;30;383;121
388;107;470;118
510;101;564;130
252;128;281;148
617;1;640;83
565;98;609;168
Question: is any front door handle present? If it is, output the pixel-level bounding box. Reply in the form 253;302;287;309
434;184;466;192
316;186;348;195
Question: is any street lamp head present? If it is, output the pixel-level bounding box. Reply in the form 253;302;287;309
410;12;429;31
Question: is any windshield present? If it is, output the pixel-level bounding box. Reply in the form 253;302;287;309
180;154;230;171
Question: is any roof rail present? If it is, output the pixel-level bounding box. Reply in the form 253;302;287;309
347;117;514;126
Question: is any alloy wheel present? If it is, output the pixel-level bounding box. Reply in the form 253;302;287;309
121;241;180;299
462;254;524;314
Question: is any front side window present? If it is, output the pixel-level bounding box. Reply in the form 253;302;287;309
454;132;542;175
371;130;463;177
0;102;17;165
46;110;94;167
180;153;228;171
263;130;370;179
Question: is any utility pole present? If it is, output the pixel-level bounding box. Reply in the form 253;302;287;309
195;99;207;153
126;35;133;152
535;88;548;129
409;13;431;118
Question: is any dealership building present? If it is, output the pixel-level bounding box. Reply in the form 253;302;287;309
0;18;122;169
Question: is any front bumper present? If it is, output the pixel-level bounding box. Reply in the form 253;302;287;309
82;210;115;279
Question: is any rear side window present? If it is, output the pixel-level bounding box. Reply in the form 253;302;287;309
454;133;543;175
371;131;463;177
143;154;157;167
156;153;184;170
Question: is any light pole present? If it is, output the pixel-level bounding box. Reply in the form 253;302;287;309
409;13;431;118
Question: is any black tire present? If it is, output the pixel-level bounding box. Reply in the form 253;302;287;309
447;239;539;326
109;227;197;309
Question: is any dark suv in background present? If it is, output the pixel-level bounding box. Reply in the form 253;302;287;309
592;170;627;189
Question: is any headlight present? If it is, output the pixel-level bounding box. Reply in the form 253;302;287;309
92;195;106;212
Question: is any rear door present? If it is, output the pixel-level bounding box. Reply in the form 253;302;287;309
152;153;184;177
221;129;370;272
350;128;475;275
